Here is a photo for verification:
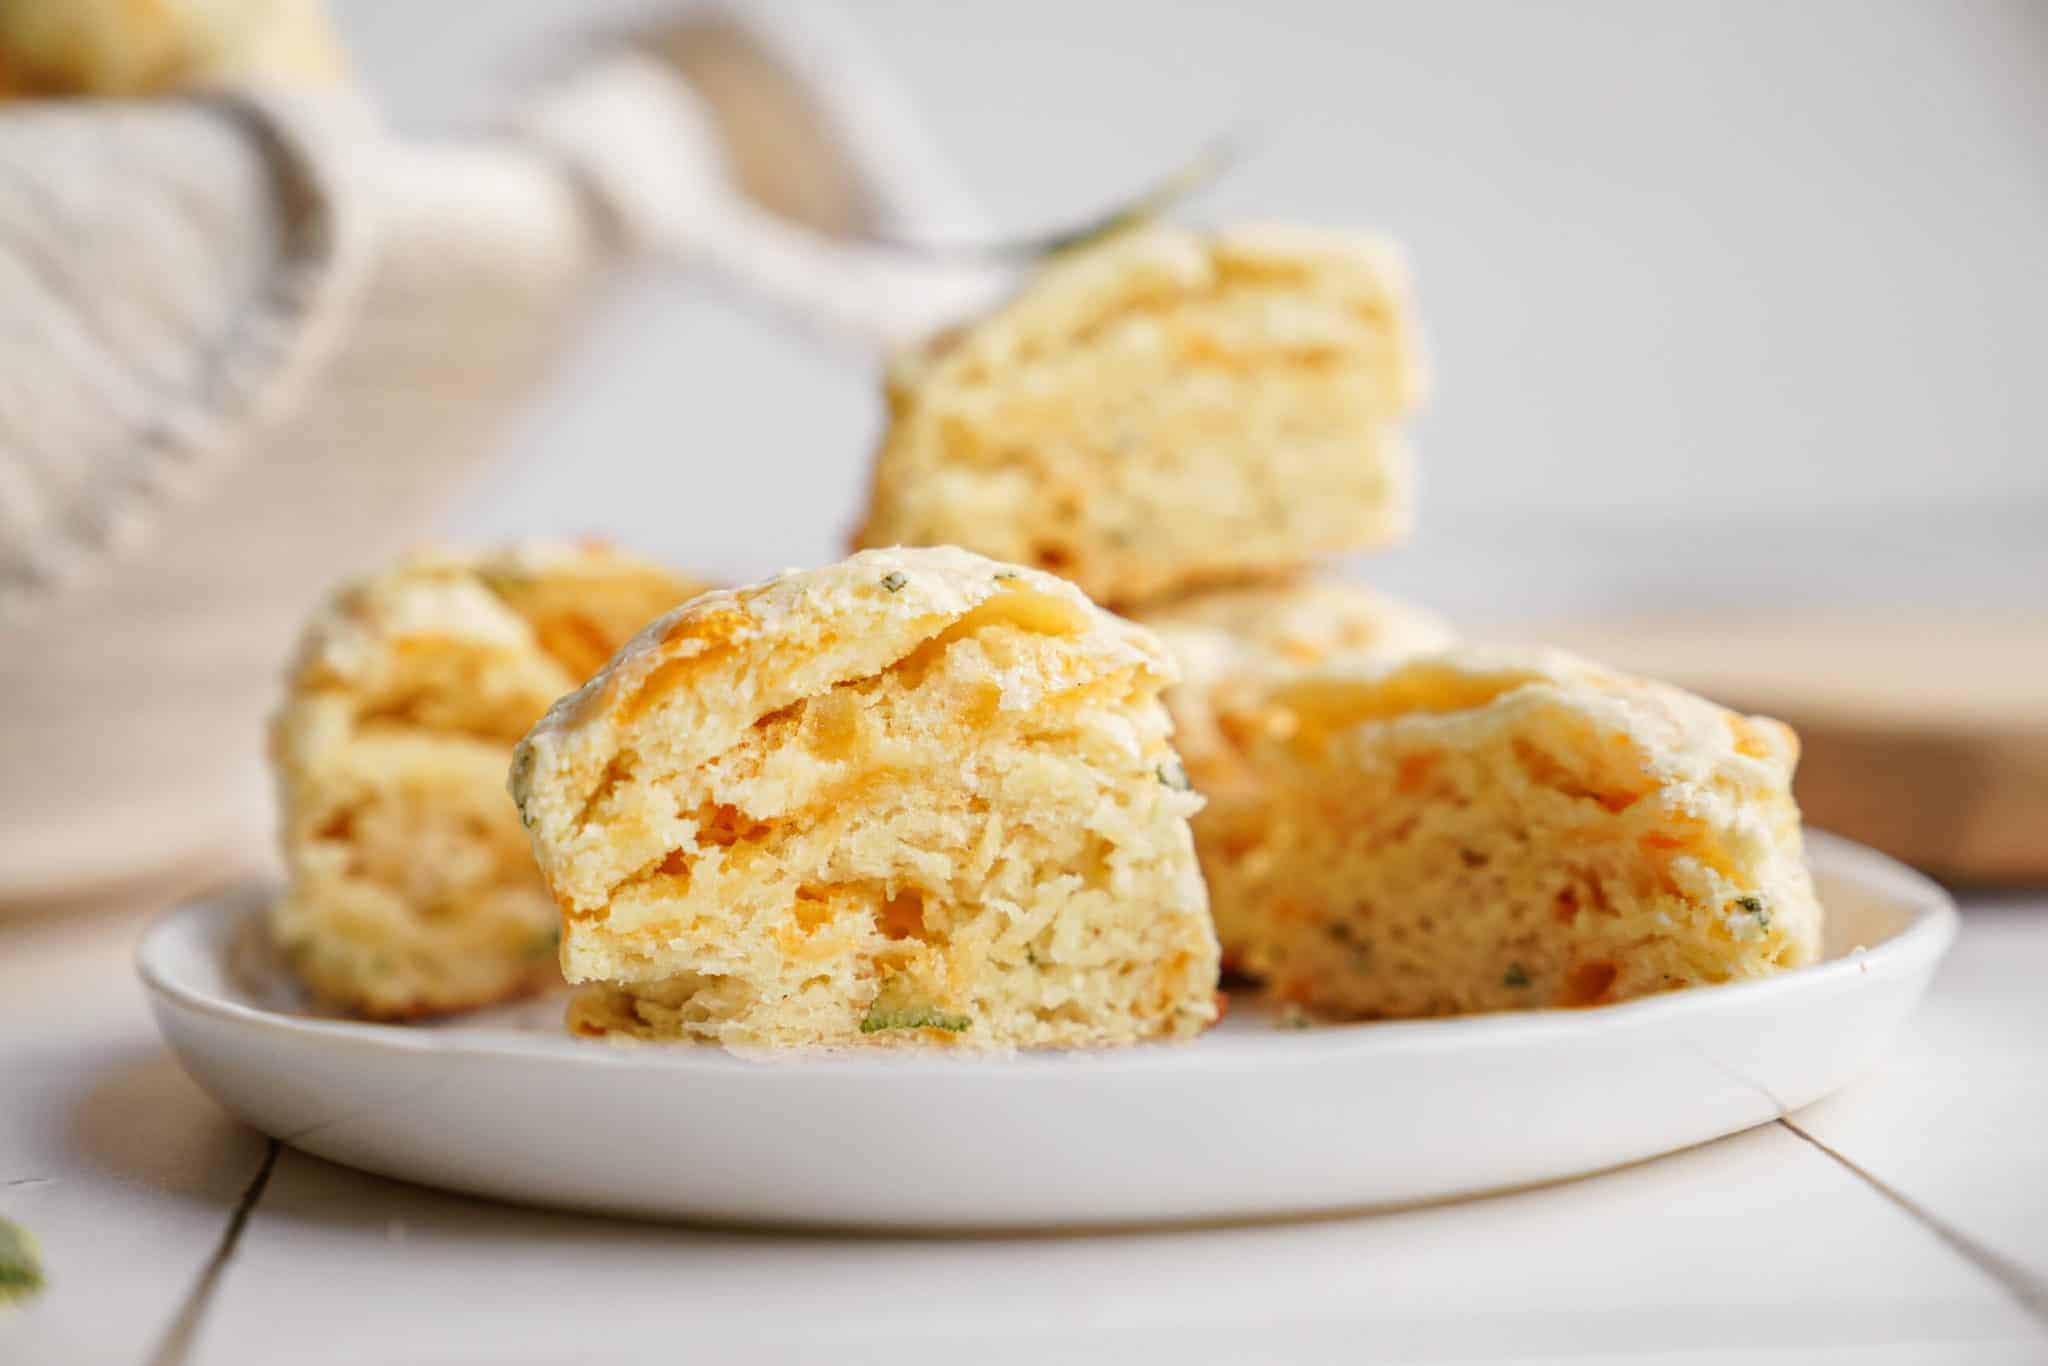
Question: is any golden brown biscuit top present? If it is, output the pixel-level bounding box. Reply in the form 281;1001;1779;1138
887;222;1425;409
513;546;1177;819
287;543;696;690
0;0;344;99
1138;578;1457;679
1245;645;1801;793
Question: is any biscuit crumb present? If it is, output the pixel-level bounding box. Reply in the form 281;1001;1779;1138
515;547;1220;1050
854;225;1426;608
1198;646;1822;1017
268;545;707;1019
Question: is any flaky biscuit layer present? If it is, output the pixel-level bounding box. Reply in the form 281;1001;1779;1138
853;225;1425;608
513;547;1220;1050
1195;646;1822;1016
270;544;704;1018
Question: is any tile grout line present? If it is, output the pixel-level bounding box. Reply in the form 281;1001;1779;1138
142;1137;281;1366
1777;1117;2048;1331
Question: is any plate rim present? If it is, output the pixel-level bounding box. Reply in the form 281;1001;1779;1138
137;829;1959;1079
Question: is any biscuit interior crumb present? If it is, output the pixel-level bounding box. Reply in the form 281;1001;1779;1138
516;547;1221;1050
1135;577;1459;796
1197;647;1822;1017
269;546;704;1019
855;225;1425;608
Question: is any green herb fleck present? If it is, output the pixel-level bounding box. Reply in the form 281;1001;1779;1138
510;752;536;826
478;567;533;597
992;569;1019;581
1277;1004;1314;1031
1024;946;1042;968
1502;962;1531;989
860;1003;972;1034
0;1218;45;1306
524;926;562;960
879;571;908;593
1156;758;1191;791
1734;895;1772;929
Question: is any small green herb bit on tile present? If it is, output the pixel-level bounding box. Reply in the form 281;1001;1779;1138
0;1218;45;1307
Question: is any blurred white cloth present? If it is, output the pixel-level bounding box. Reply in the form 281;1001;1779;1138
0;91;376;606
0;3;1003;904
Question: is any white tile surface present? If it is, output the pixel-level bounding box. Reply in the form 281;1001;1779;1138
0;902;160;1062
0;909;270;1366
1795;899;2048;1285
196;1122;2040;1366
0;1055;265;1365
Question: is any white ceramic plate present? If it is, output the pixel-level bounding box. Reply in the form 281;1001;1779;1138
140;832;1955;1230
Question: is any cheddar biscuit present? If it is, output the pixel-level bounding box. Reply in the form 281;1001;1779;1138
510;546;1220;1050
1198;647;1822;1017
853;224;1425;608
1134;577;1457;793
269;544;705;1019
0;0;344;98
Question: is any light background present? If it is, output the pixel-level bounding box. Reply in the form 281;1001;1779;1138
331;0;2047;623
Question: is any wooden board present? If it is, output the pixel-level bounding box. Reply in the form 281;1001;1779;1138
1505;617;2048;885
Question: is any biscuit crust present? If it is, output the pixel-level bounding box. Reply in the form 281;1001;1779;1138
1195;646;1822;1017
1134;577;1458;796
0;0;344;98
269;544;705;1019
852;225;1425;608
512;547;1221;1050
